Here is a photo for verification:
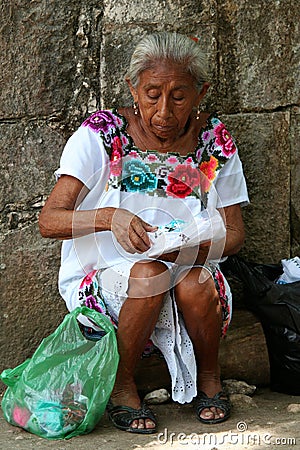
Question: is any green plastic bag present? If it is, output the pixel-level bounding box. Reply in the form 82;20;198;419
0;306;119;440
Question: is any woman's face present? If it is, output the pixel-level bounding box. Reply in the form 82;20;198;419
128;59;208;141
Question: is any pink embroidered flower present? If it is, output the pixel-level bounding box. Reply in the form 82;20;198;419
82;110;115;133
115;116;123;126
202;130;210;141
129;150;138;158
199;156;218;192
147;153;158;162
186;156;193;164
214;123;236;157
79;270;98;289
110;136;123;176
167;156;179;165
85;295;103;313
196;148;203;161
215;269;226;299
166;164;200;198
121;135;129;146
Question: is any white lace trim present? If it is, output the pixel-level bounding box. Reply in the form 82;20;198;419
99;261;198;404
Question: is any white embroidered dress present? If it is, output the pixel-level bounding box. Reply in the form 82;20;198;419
55;109;249;404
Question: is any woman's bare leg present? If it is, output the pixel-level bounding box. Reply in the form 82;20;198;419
110;260;169;430
175;267;225;421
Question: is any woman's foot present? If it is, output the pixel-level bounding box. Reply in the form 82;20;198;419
194;391;231;424
110;383;156;431
197;373;227;422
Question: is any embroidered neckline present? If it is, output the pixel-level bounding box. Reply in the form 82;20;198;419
112;107;218;161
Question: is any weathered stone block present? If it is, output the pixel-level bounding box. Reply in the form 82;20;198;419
291;107;300;257
103;0;216;26
0;224;64;390
217;0;300;113
221;112;290;263
0;122;64;209
0;1;103;127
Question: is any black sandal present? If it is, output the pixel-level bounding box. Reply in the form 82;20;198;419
194;391;231;424
107;401;157;434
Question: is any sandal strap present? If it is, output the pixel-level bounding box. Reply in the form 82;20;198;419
108;402;156;428
195;391;231;416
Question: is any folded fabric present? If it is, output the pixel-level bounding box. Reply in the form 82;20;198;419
147;209;226;258
276;257;300;284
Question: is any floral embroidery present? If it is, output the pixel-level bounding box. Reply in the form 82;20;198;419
202;130;210;141
122;159;157;192
214;123;236;157
199;155;218;192
167;156;179;165
214;268;230;337
147;153;159;162
110;136;123;176
85;295;102;313
79;270;98;289
82;110;115;133
166;164;200;198
79;270;118;328
81;109;236;201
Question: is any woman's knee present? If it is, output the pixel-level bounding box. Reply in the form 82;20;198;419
128;260;170;299
175;268;219;314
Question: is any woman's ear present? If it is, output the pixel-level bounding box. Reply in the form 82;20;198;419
196;82;210;105
125;78;138;102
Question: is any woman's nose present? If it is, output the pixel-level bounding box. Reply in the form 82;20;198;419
157;96;172;119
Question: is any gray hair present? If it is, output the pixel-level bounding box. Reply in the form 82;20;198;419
126;32;208;92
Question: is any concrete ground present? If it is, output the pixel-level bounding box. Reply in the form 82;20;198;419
1;387;300;450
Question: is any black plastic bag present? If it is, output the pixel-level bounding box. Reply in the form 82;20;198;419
221;255;300;395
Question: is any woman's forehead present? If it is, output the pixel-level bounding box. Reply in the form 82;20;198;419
138;60;196;88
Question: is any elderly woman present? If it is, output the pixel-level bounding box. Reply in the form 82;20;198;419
39;31;249;433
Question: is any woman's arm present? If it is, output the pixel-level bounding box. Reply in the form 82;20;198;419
38;175;156;252
159;203;245;265
38;175;113;239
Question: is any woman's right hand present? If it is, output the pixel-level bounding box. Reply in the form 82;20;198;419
110;208;157;254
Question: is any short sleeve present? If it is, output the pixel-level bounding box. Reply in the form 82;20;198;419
54;125;110;191
214;151;249;208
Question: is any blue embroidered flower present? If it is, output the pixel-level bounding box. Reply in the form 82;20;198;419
211;117;220;126
122;159;157;192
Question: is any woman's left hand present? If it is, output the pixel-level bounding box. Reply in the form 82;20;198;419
158;204;245;265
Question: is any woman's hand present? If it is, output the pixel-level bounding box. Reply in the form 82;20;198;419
39;175;157;252
110;208;157;254
156;204;245;265
159;241;210;265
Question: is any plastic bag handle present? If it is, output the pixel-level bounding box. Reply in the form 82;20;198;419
71;306;115;335
0;358;31;388
0;307;115;388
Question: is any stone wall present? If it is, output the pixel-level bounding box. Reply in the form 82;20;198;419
0;0;299;388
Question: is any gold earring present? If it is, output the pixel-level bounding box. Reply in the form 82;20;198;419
133;102;139;115
196;106;201;120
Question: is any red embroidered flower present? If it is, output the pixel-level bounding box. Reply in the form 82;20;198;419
215;269;226;300
214;123;236;157
110;136;123;176
79;270;98;289
166;164;200;198
199;156;218;192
